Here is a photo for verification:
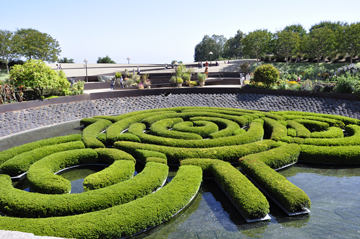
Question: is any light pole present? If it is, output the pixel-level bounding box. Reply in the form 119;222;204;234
127;57;130;64
209;51;213;66
84;59;88;82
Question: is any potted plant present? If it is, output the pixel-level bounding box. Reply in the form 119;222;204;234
169;76;177;86
138;82;144;89
182;73;191;86
115;72;122;79
176;77;183;87
197;73;207;86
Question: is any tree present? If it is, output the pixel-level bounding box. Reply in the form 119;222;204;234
15;28;61;62
97;55;116;63
58;57;74;63
0;30;20;74
284;24;307;37
304;28;336;67
223;30;244;59
242;29;272;65
194;34;227;62
337;23;360;63
10;60;69;97
274;29;301;65
309;21;348;33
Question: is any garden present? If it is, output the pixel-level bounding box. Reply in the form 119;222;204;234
241;62;360;97
1;106;360;238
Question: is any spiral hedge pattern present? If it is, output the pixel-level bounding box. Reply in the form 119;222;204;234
1;106;360;238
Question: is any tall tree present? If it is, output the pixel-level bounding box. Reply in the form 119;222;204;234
194;34;226;62
0;30;20;74
337;22;360;63
97;55;116;63
304;27;336;67
58;57;74;63
15;28;61;62
309;21;348;33
283;24;307;37
242;29;272;65
223;30;244;59
274;29;301;65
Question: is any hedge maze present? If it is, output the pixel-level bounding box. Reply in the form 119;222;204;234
1;106;360;238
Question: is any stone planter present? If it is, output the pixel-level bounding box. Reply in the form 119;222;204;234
177;84;182;88
199;81;205;87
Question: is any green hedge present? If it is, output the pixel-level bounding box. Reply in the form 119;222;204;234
127;121;264;148
27;149;99;194
239;144;301;169
105;111;176;144
172;120;219;137
0;162;168;218
272;111;360;125
135;149;167;164
83;148;136;190
303;125;360;146
0;134;81;165
287;120;311;138
300;145;360;164
281;115;345;127
287;128;297;137
293;119;329;131
115;140;275;164
82;119;112;148
0;165;201;239
310;126;344;138
262;117;287;140
145;157;168;164
150;117;203;140
239;156;311;213
0;141;85;176
280;136;305;144
182;158;270;219
190;117;240;139
80;117;101;127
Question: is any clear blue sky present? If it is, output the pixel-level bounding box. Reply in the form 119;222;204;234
2;0;360;64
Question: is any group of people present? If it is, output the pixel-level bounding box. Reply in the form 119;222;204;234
56;64;62;70
110;76;124;90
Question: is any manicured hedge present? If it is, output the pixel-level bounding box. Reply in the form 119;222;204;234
273;111;360;125
303;125;360;146
181;158;270;219
280;136;305;144
82;119;112;148
27;149;99;194
145;157;167;164
287;120;311;138
115;140;275;164
239;156;311;213
105;111;176;144
135;149;167;164
0;134;81;165
0;141;85;176
281;115;345;127
287;128;297;137
262;117;287;140
293;119;329;131
300;145;360;164
83;148;136;190
80;117;101;127
190;117;240;139
0;165;201;239
150;118;203;140
239;144;301;169
310;127;344;138
127;121;264;148
172;120;219;137
0;162;168;218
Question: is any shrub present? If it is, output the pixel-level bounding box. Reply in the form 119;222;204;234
182;158;270;219
286;120;311;138
0;141;85;176
27;149;99;194
0;134;81;165
82;119;112;148
310;127;344;138
83;148;136;190
150;118;202;140
253;64;279;87
239;150;311;213
115;140;275;164
135;149;167;164
262;117;287;140
300;145;360;164
293;119;329;131
0;162;169;218
0;165;201;238
172;120;219;138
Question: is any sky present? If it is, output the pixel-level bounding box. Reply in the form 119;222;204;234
2;0;360;64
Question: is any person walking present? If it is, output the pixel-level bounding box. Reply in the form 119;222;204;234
110;78;115;91
120;76;124;88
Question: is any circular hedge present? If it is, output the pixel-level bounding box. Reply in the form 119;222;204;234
0;106;360;238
